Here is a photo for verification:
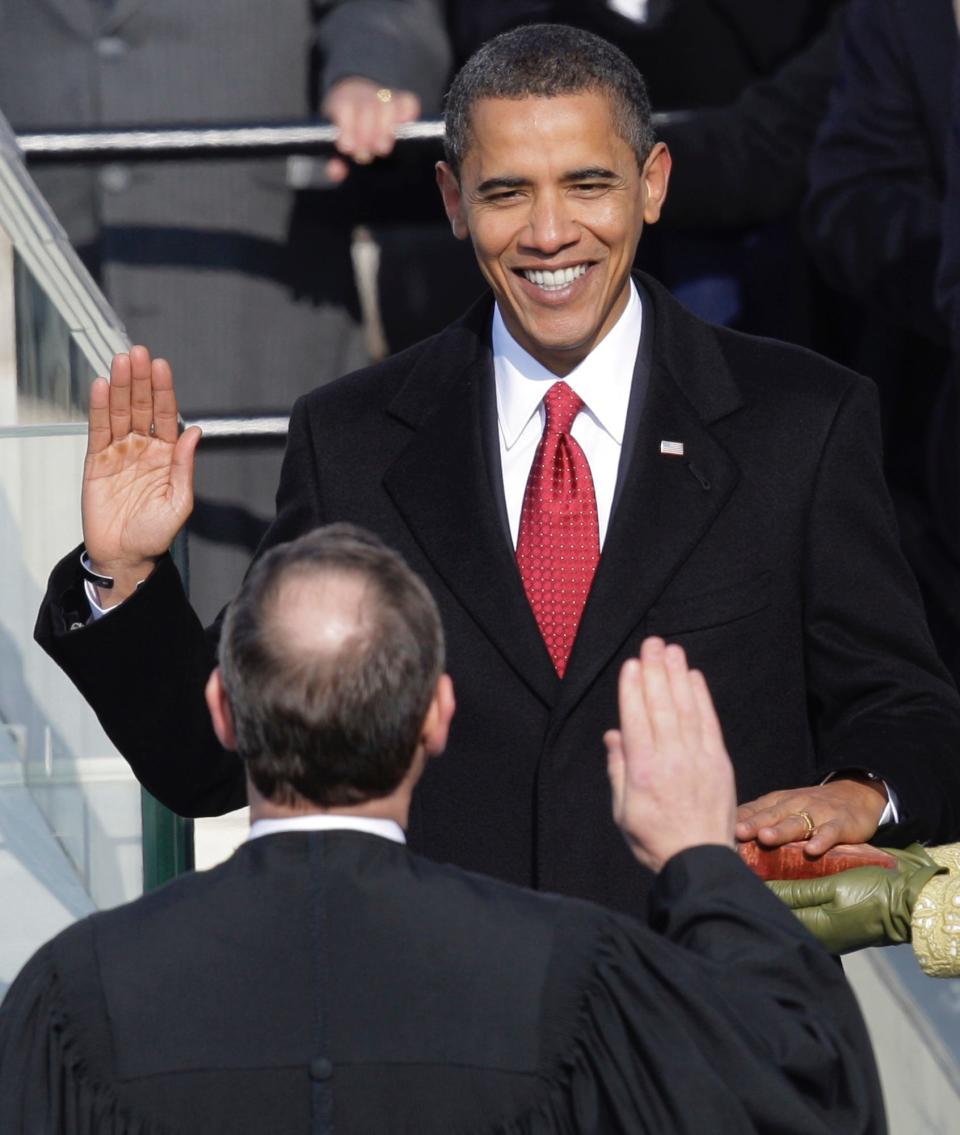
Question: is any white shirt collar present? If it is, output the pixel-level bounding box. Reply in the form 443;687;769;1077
493;280;642;450
247;815;406;844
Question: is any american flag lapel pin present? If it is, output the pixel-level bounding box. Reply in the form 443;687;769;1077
659;440;684;456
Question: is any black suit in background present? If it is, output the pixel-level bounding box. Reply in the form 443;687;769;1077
804;0;960;674
805;0;956;345
938;58;960;349
468;0;847;229
35;275;960;916
0;832;885;1134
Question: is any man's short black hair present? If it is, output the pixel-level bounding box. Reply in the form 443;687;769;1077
443;23;656;177
218;524;445;808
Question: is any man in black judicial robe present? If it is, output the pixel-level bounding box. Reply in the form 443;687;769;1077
0;526;884;1134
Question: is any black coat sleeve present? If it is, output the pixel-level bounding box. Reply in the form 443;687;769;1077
33;396;325;817
316;0;452;113
514;848;885;1134
802;375;960;841
1;913;179;1134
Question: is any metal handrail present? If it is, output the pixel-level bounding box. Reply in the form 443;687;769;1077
0;416;290;441
16;120;446;162
189;415;289;439
14;113;678;163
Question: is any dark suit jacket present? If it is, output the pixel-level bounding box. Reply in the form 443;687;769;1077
938;59;960;350
0;833;885;1134
35;273;960;916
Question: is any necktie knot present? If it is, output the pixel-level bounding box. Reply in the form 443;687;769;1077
544;381;584;436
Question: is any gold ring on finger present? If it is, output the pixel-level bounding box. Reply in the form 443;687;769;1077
376;88;393;104
789;810;816;840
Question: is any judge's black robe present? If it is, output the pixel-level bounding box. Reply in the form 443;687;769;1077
0;834;884;1134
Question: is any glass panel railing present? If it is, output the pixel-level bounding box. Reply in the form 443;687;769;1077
0;113;125;433
11;243;91;424
0;110;187;997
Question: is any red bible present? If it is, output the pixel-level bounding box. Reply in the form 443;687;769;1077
738;841;898;880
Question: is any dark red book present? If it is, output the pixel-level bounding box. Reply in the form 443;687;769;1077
738;840;898;881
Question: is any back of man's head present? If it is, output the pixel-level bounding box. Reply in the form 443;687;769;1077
443;22;656;176
218;524;445;808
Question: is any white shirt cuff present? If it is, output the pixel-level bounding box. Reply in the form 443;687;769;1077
79;551;145;623
821;770;899;825
84;578;113;621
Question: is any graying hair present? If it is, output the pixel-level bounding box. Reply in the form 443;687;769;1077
218;524;445;807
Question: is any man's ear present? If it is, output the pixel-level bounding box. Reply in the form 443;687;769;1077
422;673;456;757
436;161;470;240
205;668;238;752
640;142;672;225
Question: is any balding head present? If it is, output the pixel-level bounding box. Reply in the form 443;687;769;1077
217;525;446;807
268;570;376;666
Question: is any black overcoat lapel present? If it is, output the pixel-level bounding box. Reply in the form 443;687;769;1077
382;302;560;708
382;279;744;718
556;278;744;718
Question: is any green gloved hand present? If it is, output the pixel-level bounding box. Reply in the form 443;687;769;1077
766;845;947;955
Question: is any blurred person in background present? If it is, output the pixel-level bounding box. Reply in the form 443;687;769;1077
805;0;960;680
0;0;448;622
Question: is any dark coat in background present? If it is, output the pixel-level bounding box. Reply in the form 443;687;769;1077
0;833;885;1134
804;0;960;671
35;275;960;916
806;0;957;344
444;0;846;226
936;61;960;348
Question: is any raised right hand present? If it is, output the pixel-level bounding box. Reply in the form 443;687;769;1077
82;346;202;605
605;638;737;873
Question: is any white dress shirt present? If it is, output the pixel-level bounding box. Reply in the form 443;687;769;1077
247;814;405;843
493;280;643;549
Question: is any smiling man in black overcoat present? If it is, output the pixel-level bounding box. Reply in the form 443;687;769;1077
35;24;960;914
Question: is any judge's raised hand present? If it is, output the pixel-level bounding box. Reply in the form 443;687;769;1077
82;346;201;607
735;775;888;859
605;638;736;873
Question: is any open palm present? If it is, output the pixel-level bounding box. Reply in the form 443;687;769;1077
82;347;201;599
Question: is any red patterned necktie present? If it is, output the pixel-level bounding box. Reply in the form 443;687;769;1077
516;381;600;677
